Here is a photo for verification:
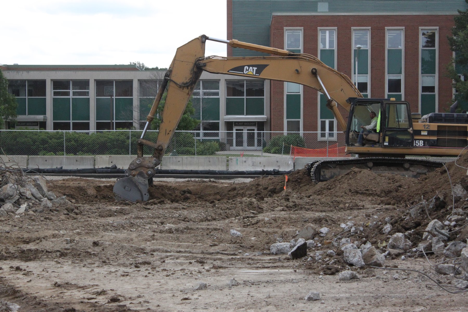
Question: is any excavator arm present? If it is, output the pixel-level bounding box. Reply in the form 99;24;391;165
113;35;362;202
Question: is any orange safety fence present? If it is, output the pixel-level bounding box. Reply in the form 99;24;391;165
290;144;349;158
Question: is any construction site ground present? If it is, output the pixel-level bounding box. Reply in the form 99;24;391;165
2;155;468;311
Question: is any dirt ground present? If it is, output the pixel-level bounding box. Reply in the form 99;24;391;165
2;155;468;311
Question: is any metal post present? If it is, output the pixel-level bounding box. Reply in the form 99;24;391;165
326;135;329;158
261;131;264;156
194;133;197;156
64;131;66;156
109;95;113;131
129;130;131;155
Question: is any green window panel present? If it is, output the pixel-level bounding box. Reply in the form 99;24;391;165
387;94;402;101
140;98;153;121
16;98;26;115
96;98;111;121
246;98;264;115
226;98;244;115
354;49;368;74
72;98;90;121
421;94;436;115
202;98;220;120
287;49;301;54
387;50;402;74
421;50;436;75
191;97;201;120
319;94;334;119
458;99;468;112
28;98;46;115
320;50;335;68
286;94;301;119
53;98;70;121
115;98;133;121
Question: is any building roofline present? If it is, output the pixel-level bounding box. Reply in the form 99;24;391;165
0;64;144;71
272;12;460;16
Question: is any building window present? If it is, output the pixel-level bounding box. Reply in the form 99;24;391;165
319;28;337;140
353;29;370;97
285;28;302;53
96;80;133;130
193;80;220;139
420;29;438;115
386;29;404;101
226;79;264;116
285;28;303;133
139;80;161;127
8;80;46;116
52;80;90;130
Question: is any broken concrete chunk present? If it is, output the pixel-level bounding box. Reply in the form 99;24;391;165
306;240;316;249
360;241;373;255
194;282;207;290
32;176;48;196
388;233;411;251
455;279;468;289
423;219;448;241
435;264;462;275
340;238;351;247
228;278;239;287
319;227;329;237
339;270;360;281
41;198;52;209
1;203;15;213
26;183;43;200
19;187;32;199
382;223;392;235
362;246;385;267
305;291;321;301
341;243;357;251
460;247;468;272
0;184;19;203
444;241;467;258
230;229;242;237
417;240;432;253
51;196;71;207
298;224;317;240
343;248;365;267
15;203;28;214
270;243;291;255
432;237;445;256
289;241;307;259
46;191;57;200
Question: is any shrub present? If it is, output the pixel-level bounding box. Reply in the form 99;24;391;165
263;134;305;154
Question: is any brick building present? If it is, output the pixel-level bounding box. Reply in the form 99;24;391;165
227;0;468;141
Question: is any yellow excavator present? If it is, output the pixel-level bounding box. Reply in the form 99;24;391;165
113;35;468;202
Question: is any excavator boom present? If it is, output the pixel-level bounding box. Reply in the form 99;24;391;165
113;35;362;202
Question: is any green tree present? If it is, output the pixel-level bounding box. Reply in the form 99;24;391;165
0;69;17;128
150;89;200;131
447;1;468;105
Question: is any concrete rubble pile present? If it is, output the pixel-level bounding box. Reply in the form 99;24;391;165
0;170;70;216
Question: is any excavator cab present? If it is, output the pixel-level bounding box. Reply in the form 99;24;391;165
346;98;413;148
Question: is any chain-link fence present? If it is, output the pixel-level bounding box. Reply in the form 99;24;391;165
0;130;347;157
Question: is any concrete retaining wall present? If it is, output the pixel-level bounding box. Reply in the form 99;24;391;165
228;157;294;171
161;156;227;170
28;156;95;169
95;155;136;169
0;155;28;168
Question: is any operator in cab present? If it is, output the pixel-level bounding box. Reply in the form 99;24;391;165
355;111;377;146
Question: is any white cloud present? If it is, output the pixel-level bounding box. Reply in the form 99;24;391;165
1;0;227;68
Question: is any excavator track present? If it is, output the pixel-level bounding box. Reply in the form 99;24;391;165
306;157;445;183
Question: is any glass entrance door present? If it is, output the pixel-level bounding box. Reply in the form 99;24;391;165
234;127;257;149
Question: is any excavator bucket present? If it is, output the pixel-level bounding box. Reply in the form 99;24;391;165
113;172;150;202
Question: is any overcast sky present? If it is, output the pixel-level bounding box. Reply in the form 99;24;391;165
1;0;227;68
